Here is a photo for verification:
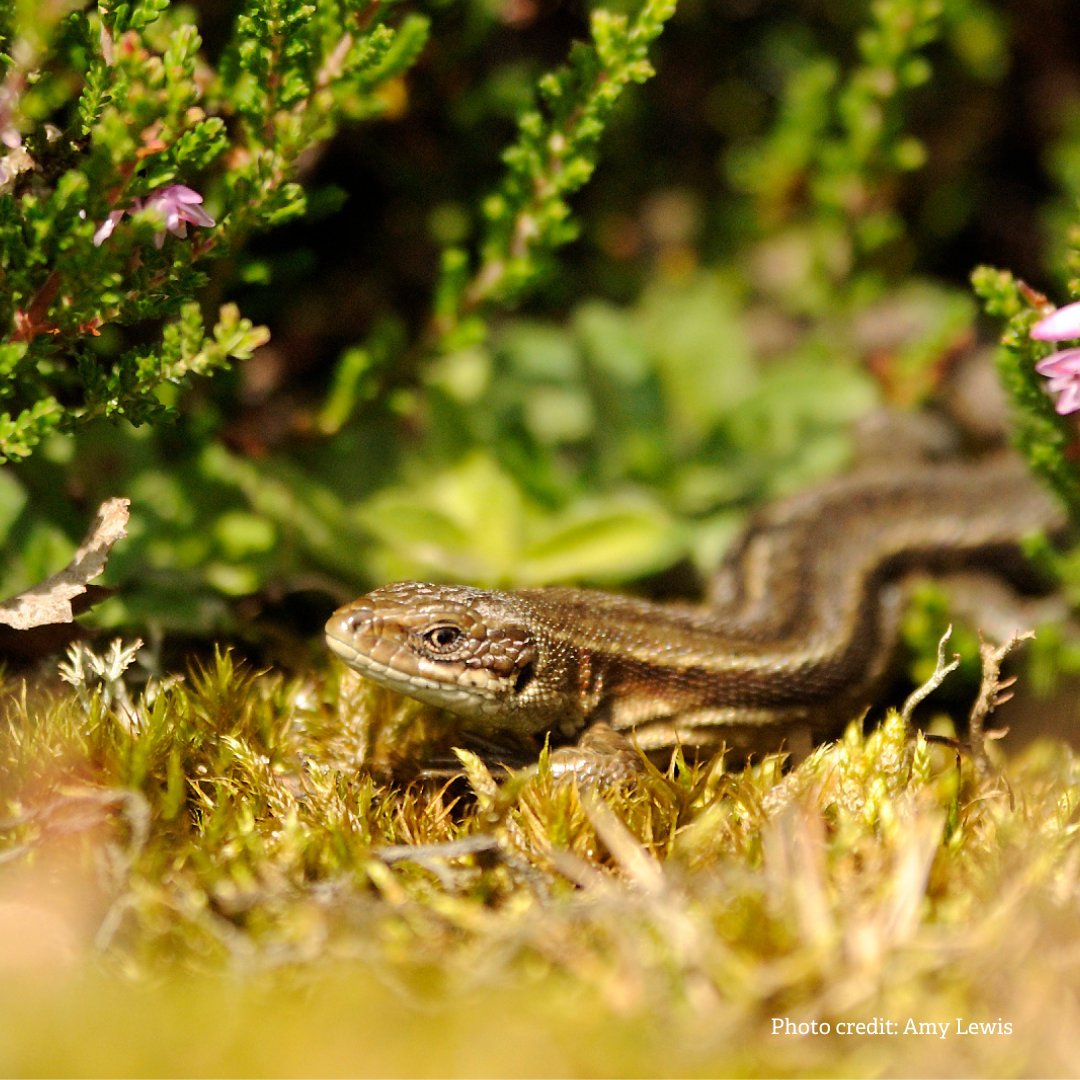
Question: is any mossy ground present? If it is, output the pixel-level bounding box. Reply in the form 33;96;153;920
2;647;1079;1077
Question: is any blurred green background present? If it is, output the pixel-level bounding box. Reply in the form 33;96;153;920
6;0;1078;661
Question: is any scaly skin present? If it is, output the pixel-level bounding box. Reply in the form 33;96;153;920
326;457;1065;766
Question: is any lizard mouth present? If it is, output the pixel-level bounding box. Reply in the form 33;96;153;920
325;609;505;715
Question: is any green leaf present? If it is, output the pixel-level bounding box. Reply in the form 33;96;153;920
0;397;63;462
519;497;682;586
356;453;528;586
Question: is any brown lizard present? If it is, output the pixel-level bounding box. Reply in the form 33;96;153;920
326;456;1065;773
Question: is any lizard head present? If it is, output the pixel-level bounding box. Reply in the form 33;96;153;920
326;582;545;730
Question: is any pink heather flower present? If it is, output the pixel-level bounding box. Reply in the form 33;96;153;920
142;184;215;248
92;209;125;246
1031;300;1080;342
1035;348;1080;416
91;184;214;248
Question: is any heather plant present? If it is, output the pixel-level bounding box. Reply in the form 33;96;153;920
973;269;1080;524
0;0;429;462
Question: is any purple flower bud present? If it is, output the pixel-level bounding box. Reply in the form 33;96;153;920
92;209;125;246
142;184;215;248
90;183;215;248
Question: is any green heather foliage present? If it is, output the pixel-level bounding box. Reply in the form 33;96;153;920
731;0;941;276
972;268;1080;522
432;0;677;349
0;0;429;461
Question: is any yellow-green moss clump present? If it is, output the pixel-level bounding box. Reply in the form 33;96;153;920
2;645;1079;1077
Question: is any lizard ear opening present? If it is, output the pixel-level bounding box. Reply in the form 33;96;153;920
513;661;536;694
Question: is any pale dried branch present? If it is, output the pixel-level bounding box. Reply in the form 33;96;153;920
0;498;129;630
968;628;1035;772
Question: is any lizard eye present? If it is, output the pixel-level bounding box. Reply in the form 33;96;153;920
422;624;465;652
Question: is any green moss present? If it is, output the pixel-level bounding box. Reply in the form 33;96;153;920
2;647;1080;1076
